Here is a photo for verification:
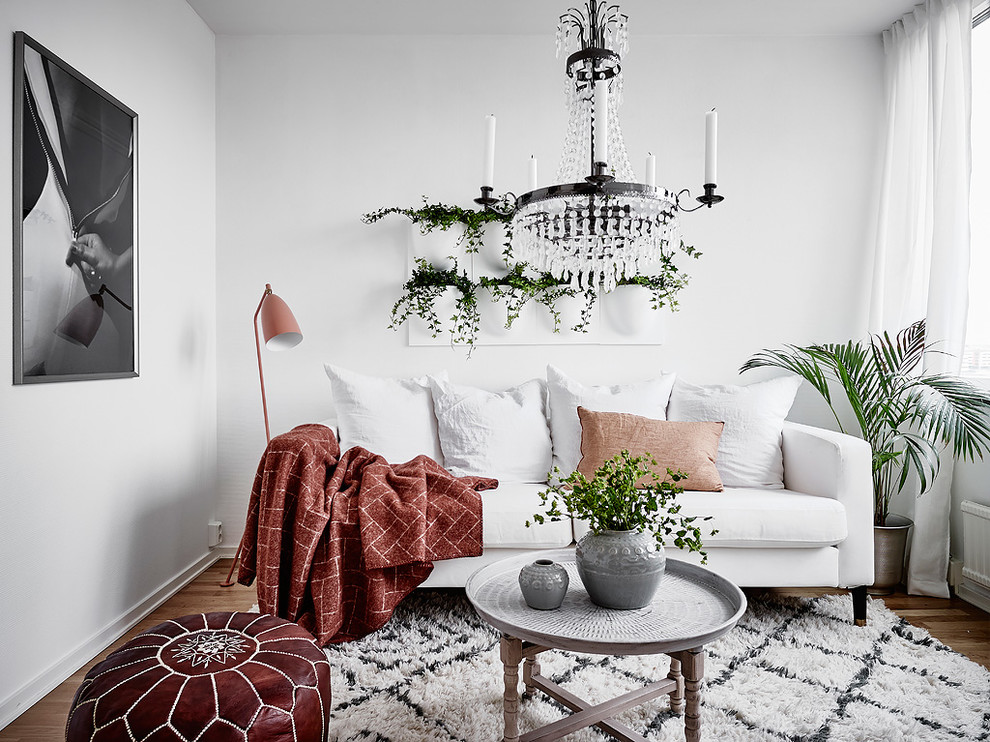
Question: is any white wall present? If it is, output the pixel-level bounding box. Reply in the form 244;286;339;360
215;32;884;541
0;0;216;727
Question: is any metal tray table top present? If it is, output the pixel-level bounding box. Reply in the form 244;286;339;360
466;548;747;656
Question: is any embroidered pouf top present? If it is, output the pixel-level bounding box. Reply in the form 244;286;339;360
66;612;331;741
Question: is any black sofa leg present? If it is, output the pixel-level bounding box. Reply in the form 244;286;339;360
851;585;868;626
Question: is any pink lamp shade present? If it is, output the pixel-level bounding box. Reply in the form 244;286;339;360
260;289;302;350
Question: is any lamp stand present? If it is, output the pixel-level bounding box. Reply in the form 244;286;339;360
221;285;276;587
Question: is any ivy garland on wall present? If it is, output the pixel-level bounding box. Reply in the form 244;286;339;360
361;197;700;353
363;196;514;255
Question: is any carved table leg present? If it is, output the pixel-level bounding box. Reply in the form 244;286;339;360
679;648;705;742
500;635;523;742
667;656;685;714
523;654;541;698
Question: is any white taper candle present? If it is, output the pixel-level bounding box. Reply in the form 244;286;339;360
482;114;496;189
645;152;656;187
593;80;609;165
704;109;718;185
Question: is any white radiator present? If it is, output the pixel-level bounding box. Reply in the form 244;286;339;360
959;501;990;613
961;500;990;588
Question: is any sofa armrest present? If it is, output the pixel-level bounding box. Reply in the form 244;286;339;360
781;421;874;587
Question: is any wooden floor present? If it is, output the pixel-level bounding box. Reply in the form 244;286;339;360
1;560;987;741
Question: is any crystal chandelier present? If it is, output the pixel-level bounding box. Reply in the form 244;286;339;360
476;1;723;291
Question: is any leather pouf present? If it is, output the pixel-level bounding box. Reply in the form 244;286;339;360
66;612;331;742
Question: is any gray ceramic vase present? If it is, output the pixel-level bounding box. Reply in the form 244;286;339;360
518;559;569;610
575;529;666;609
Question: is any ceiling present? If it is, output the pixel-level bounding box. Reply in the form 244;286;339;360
184;0;923;37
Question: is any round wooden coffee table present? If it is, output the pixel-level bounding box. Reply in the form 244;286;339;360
466;549;746;742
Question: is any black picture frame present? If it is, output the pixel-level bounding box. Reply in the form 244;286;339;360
13;32;138;384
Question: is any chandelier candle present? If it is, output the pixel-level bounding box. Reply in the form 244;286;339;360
478;1;724;288
482;114;496;189
705;109;718;185
593;79;609;165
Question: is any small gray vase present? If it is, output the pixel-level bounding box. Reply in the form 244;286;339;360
518;559;569;610
575;530;666;609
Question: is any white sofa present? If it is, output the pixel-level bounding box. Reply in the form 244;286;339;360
323;364;875;622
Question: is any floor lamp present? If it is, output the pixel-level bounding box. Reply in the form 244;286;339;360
221;283;303;587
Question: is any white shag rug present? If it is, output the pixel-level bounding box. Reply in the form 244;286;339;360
274;591;989;741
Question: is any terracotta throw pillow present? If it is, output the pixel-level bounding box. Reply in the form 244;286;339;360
576;407;725;491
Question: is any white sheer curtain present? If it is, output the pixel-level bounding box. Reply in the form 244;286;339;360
870;0;972;597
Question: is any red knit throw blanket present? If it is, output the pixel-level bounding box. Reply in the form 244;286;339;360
237;424;495;644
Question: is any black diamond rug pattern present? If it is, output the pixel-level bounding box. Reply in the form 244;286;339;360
323;589;990;741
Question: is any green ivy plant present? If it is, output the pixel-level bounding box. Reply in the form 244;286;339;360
616;241;701;312
362;196;514;254
366;196;704;353
479;263;585;332
390;261;584;349
527;450;716;560
389;258;480;350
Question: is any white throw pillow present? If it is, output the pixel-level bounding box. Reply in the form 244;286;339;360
323;364;446;464
666;376;801;489
430;377;551;483
546;365;676;477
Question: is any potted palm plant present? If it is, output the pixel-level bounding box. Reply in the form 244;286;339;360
528;450;714;608
741;319;990;592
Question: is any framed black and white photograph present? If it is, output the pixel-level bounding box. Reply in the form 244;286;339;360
13;32;138;384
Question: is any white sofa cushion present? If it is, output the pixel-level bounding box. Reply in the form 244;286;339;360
546;364;676;477
323;364;446;464
667;376;801;489
481;482;573;548
679;488;848;547
430;377;552;482
574;488;847;548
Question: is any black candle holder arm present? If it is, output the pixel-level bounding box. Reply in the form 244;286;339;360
675;184;724;213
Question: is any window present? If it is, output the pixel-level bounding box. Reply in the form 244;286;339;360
962;5;990;376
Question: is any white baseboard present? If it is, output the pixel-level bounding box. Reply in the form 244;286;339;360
0;551;220;731
956;577;990;615
214;544;239;559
